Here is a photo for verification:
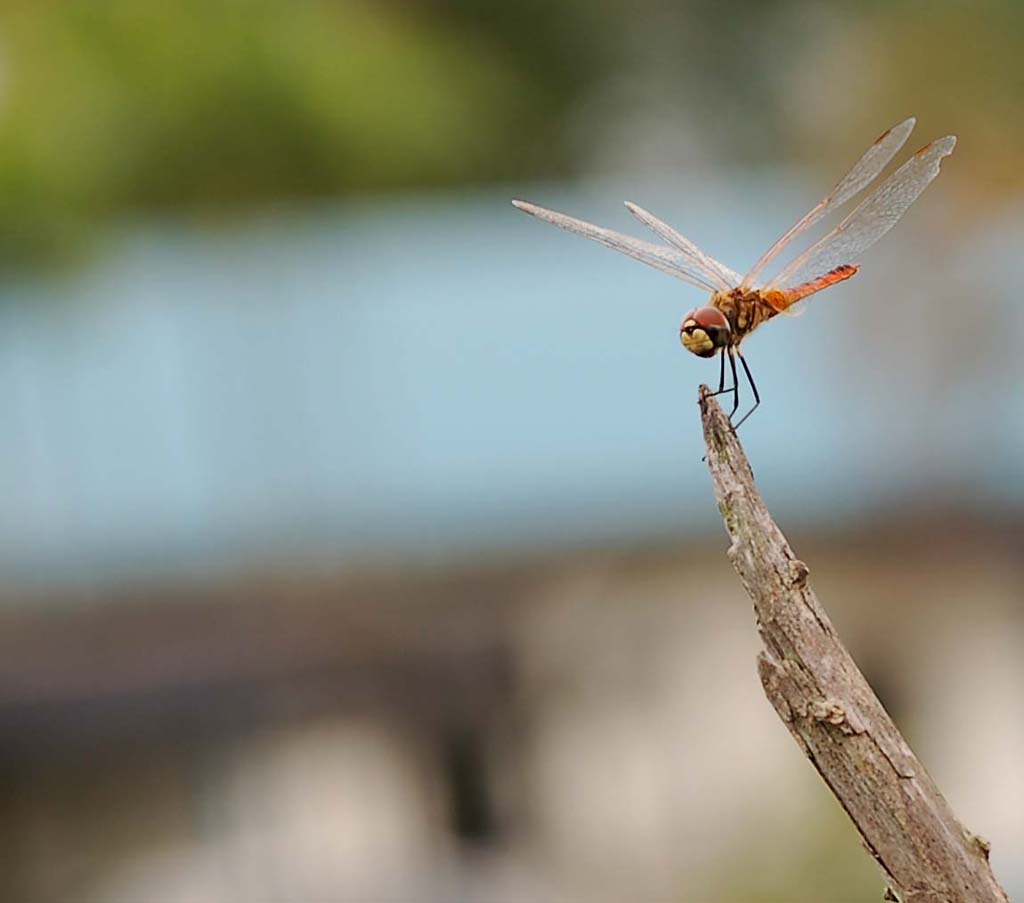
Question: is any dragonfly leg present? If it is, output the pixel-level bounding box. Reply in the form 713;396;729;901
727;347;740;419
731;349;761;430
700;348;739;463
707;347;736;398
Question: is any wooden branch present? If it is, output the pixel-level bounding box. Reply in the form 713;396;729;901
698;386;1009;903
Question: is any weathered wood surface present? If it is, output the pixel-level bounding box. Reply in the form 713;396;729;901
698;386;1009;903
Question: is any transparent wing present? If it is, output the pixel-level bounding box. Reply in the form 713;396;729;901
742;117;917;288
512;199;720;292
624;202;740;291
766;136;956;292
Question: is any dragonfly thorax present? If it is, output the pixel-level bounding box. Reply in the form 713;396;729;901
708;287;780;346
680;306;730;358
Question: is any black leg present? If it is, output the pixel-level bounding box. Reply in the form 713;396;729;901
731;350;761;430
700;348;735;463
707;349;734;398
727;348;740;419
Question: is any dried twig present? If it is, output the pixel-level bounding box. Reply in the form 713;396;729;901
698;386;1009;903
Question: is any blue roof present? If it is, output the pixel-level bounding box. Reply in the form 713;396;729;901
0;179;1017;591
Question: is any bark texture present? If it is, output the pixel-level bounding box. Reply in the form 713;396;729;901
698;386;1009;903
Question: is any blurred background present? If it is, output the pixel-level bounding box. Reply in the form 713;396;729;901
0;2;1021;901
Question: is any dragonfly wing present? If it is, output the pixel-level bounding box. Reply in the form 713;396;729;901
766;135;956;293
512;199;719;292
624;202;741;291
742;117;917;287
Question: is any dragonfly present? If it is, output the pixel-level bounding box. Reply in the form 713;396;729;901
512;118;956;429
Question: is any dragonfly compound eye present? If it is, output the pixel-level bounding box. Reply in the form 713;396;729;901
680;307;730;358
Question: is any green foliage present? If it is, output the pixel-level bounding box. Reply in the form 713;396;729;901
0;0;1018;269
0;0;596;265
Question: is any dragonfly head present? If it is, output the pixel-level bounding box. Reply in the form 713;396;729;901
680;307;730;358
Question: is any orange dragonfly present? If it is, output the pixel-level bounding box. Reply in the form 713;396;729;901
513;118;955;429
